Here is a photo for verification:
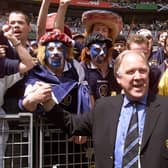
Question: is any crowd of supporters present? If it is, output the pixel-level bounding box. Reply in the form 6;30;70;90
0;11;167;41
0;0;168;167
97;0;168;4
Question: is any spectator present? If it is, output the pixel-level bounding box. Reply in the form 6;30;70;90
151;30;168;66
2;10;37;117
19;28;90;144
82;9;123;41
81;9;123;66
7;11;31;48
0;23;35;167
136;29;154;62
114;34;126;54
72;33;85;61
81;32;121;107
157;30;168;48
113;34;127;59
157;35;168;95
29;40;38;57
127;34;150;59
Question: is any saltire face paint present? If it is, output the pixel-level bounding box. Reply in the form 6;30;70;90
89;42;107;64
45;41;67;68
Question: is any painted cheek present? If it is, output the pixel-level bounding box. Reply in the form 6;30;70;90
45;50;50;59
45;49;62;68
103;47;107;55
49;59;62;67
90;48;100;58
90;45;107;59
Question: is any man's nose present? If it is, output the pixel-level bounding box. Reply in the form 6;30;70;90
52;48;59;55
117;45;122;49
98;49;106;57
12;22;20;27
133;70;142;79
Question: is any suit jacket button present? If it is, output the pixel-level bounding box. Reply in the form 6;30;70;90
140;154;144;158
109;156;113;160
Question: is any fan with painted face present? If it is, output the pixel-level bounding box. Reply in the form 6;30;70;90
84;32;112;65
37;29;73;68
45;41;67;68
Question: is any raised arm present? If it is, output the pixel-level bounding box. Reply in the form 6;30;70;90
54;0;71;32
36;0;52;41
2;25;36;73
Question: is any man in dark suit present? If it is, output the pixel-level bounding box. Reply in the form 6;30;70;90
34;50;168;168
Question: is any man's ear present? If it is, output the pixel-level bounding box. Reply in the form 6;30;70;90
116;75;121;84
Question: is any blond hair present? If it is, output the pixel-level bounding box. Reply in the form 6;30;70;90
37;44;74;65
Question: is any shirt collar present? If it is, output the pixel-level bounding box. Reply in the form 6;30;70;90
123;94;147;107
87;62;98;69
64;60;71;72
86;62;111;69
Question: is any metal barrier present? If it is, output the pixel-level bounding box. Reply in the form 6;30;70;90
0;113;95;168
0;113;33;168
39;118;95;168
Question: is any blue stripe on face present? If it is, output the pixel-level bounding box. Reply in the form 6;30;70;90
45;41;67;68
89;43;107;59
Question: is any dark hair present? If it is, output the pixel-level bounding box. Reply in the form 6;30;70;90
85;32;112;48
164;35;168;47
115;34;126;44
157;30;168;40
8;10;31;25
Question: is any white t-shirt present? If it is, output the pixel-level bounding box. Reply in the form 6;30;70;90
0;73;22;114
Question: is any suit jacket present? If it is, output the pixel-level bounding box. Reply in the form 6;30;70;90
46;94;168;168
0;31;19;60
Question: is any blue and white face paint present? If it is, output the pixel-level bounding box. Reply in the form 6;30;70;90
89;42;107;64
45;41;67;68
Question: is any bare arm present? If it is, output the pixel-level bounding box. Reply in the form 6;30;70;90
36;0;51;41
2;25;36;73
54;0;71;32
15;44;36;74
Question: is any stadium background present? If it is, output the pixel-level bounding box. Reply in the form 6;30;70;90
0;1;168;168
1;0;167;22
1;0;168;40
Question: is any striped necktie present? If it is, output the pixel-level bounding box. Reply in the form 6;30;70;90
122;103;139;168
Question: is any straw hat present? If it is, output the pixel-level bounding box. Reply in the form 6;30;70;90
82;10;123;40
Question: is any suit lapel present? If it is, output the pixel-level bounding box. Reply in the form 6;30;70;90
109;95;123;146
141;95;161;151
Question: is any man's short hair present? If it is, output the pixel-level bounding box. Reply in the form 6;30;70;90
127;34;149;49
8;10;31;25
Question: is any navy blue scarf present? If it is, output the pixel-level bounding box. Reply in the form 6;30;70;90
24;64;91;113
